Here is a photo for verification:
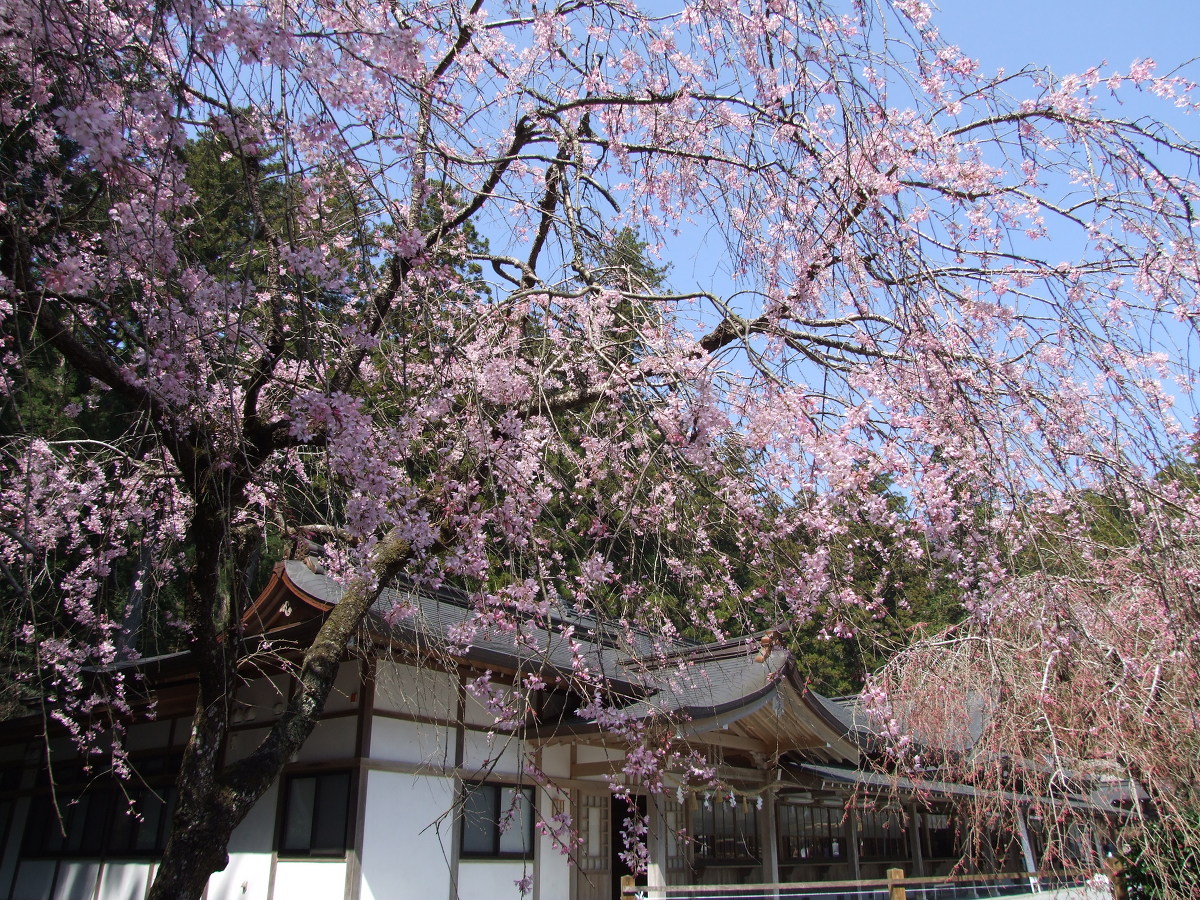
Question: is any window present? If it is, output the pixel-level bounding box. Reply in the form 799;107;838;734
460;783;534;859
691;799;760;864
21;752;180;858
0;764;19;865
278;771;353;857
858;808;908;861
778;803;845;863
921;812;959;860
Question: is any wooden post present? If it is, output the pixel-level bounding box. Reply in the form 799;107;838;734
646;795;667;900
619;874;637;897
758;789;779;897
1103;857;1128;900
887;867;906;900
848;809;861;879
907;803;924;877
1014;809;1041;894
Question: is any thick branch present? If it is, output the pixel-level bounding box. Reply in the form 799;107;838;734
223;528;426;801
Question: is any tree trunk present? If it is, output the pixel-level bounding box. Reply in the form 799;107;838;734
147;718;238;900
146;529;418;900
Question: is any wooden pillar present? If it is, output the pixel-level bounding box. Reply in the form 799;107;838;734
848;806;862;879
448;672;467;900
346;657;375;900
887;867;906;900
1094;830;1108;868
1093;825;1108;867
758;789;779;896
531;746;544;900
907;803;924;877
1014;809;1041;893
647;793;668;899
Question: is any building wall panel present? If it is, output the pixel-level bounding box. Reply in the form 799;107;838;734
272;860;347;900
50;861;99;900
9;860;55;900
457;860;529;900
207;781;277;900
373;662;456;720
294;717;357;763
358;771;453;900
534;782;571;900
368;717;453;767
461;730;522;776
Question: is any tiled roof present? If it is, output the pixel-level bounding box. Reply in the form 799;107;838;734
283;560;674;694
798;761;1114;812
282;561;801;733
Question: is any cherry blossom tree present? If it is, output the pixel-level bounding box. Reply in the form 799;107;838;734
2;0;1200;895
867;477;1200;893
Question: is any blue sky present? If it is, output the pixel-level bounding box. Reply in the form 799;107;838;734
934;0;1199;87
477;1;1199;289
662;0;1200;289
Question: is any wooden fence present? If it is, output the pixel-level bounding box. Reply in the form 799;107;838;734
619;869;1101;900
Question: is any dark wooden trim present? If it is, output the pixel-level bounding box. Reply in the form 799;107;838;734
568;743;578;900
355;658;374;759
447;673;467;900
367;706;524;739
367;708;460;728
346;656;374;900
531;744;543;900
225;705;359;737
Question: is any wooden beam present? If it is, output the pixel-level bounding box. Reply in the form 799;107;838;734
680;730;771;753
571;760;625;779
715;764;775;784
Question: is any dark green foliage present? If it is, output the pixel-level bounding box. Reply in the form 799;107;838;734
1123;814;1200;900
180;131;289;280
785;479;964;695
591;227;670;293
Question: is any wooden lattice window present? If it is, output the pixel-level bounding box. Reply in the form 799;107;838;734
778;802;846;863
577;791;609;873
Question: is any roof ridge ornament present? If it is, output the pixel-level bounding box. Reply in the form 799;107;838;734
754;630;781;663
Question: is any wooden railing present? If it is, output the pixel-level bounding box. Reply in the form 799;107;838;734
619;869;1099;900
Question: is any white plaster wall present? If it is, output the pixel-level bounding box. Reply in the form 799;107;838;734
126;720;172;752
463;685;527;728
534;779;571;900
1042;888;1111;900
358;770;454;900
294;716;357;763
457;860;530;900
369;716;453;767
575;745;625;765
234;673;290;723
272;860;348;899
207;781;277;900
0;796;29;892
374;662;456;719
224;726;271;765
462;730;523;777
538;743;571;779
168;716;189;747
97;861;153;900
323;662;363;715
